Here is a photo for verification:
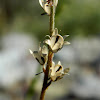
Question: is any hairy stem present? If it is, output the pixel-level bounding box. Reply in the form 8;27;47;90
40;0;55;100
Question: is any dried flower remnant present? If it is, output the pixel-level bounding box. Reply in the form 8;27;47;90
39;0;58;15
49;61;70;81
29;44;48;65
44;28;70;53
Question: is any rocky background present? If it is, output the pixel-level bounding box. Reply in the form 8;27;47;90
0;0;100;100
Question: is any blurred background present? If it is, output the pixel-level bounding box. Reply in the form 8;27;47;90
0;0;100;100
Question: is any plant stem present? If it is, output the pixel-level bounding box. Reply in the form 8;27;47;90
50;0;55;36
40;0;55;100
40;51;53;100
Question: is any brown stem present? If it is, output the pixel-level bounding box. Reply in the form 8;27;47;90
40;0;55;100
40;51;53;100
40;86;46;100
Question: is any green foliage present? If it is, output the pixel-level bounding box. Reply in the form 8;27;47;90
0;0;100;39
56;0;100;37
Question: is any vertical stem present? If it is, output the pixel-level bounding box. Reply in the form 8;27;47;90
40;86;46;100
40;51;53;100
50;0;55;36
40;0;55;100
